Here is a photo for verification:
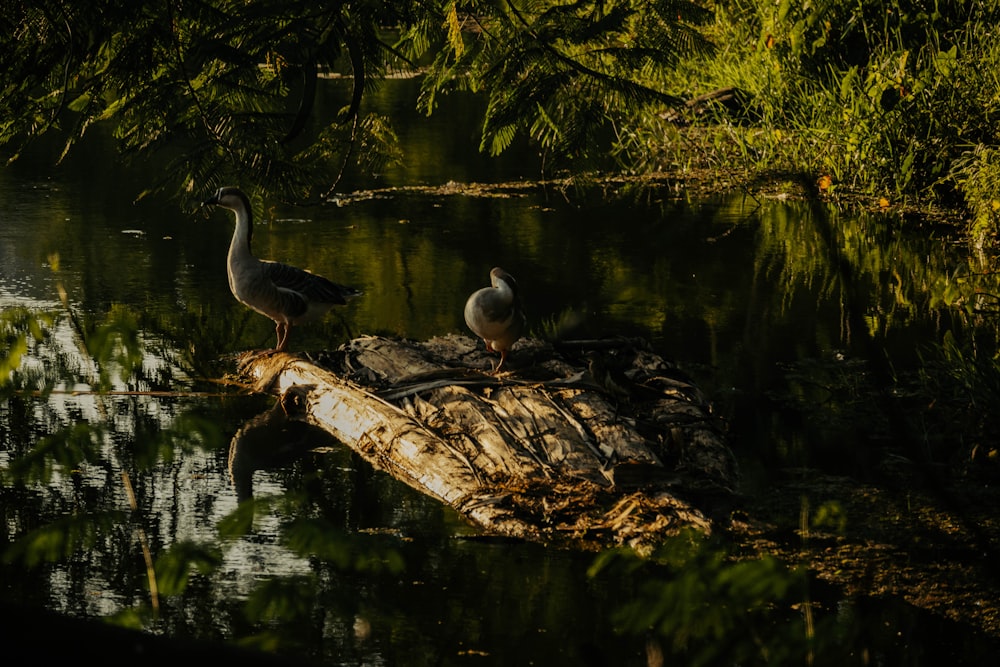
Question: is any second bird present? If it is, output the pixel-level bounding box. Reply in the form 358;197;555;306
464;266;526;372
202;186;361;352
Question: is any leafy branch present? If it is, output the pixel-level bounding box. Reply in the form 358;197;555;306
1;1;714;198
401;1;711;166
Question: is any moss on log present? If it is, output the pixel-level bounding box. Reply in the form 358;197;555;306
238;334;738;551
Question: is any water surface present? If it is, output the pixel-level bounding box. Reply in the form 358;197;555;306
1;80;994;664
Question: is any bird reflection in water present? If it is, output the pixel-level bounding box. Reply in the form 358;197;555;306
227;386;332;502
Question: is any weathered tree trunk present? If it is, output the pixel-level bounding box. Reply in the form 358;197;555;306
239;334;737;551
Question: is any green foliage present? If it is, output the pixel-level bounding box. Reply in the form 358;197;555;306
283;516;405;573
244;575;318;623
2;288;405;640
908;329;1000;466
771;319;1000;471
952;144;1000;245
154;540;224;596
238;575;320;653
217;496;266;538
810;500;848;534
0;1;410;201
621;0;1000;233
589;529;837;666
2;511;124;567
0;1;714;199
402;0;712;165
932;329;1000;408
7;0;1000;229
84;303;145;391
3;301;156;395
4;422;108;485
136;412;227;468
1;308;54;393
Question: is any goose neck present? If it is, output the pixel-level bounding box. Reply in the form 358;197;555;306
229;204;254;256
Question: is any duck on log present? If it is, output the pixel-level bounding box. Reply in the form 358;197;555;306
237;334;738;552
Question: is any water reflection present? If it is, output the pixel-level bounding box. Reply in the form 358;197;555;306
3;81;999;663
227;388;334;502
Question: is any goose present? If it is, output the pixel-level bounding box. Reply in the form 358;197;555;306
202;186;361;352
464;266;526;372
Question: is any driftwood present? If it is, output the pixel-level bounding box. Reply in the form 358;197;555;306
658;86;755;125
237;334;738;551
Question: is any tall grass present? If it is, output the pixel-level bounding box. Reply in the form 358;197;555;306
621;1;1000;240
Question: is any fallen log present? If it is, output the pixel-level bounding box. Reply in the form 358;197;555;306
237;334;738;551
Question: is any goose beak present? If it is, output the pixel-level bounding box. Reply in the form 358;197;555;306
201;193;219;207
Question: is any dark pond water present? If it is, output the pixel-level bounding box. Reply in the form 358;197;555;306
2;79;998;665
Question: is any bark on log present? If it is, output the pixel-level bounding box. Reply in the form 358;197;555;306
238;334;738;552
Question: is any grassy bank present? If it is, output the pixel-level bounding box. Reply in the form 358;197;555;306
614;1;1000;244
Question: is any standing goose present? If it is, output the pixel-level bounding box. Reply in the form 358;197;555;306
202;186;361;352
464;266;526;372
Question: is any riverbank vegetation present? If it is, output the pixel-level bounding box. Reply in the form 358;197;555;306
641;1;1000;241
5;1;1000;242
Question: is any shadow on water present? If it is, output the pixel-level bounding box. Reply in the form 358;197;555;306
3;79;1000;664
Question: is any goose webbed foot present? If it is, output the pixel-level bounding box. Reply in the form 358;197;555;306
489;351;512;375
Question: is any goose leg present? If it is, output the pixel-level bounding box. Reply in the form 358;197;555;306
275;322;289;351
493;349;508;373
